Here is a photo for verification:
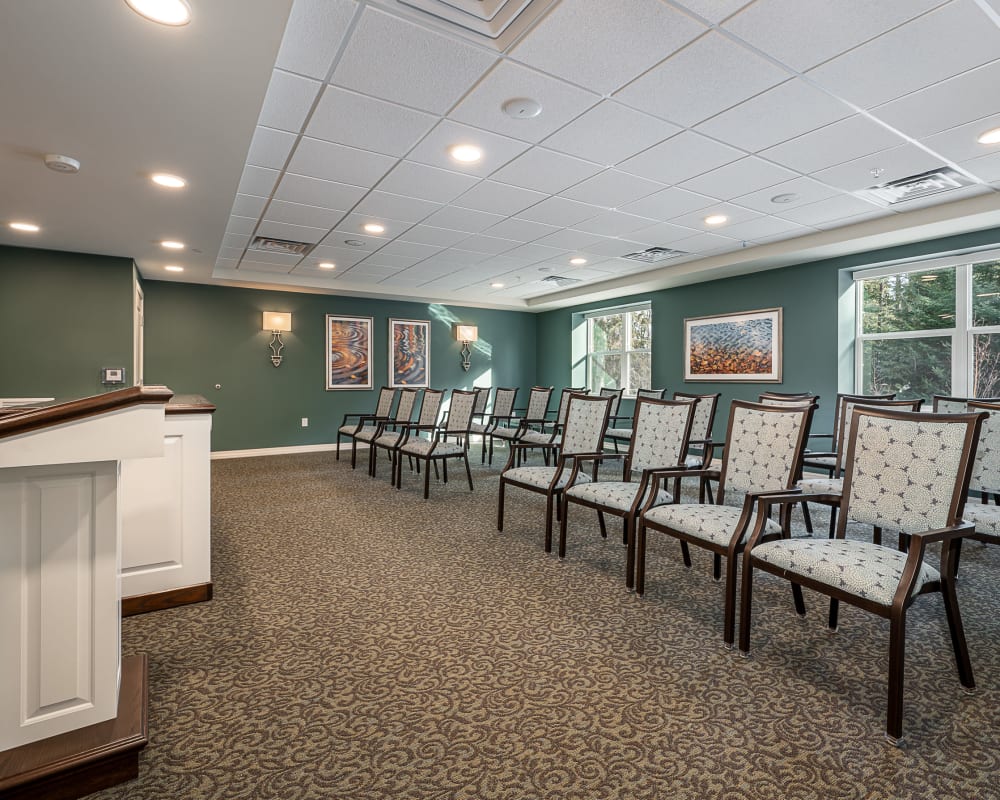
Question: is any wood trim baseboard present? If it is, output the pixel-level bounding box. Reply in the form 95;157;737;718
0;653;148;800
122;583;213;617
211;443;355;459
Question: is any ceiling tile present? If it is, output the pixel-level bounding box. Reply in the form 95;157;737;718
541;100;680;167
286;136;396;186
805;2;1000;109
813;144;945;192
715;215;814;242
218;247;244;260
533;229;608;250
237;165;280;197
422;205;506;233
375;161;479;203
273;173;366;211
731;176;840;214
398;225;468;248
424;248;489;265
515;196;602;227
449;60;600;143
321;228;386;250
620;186;717;219
226;216;256;236
811;209;894;230
352;191;441;223
358;253;420;269
486;217;561;242
503;242;570;264
960;151;1000;183
373;240;443;260
622;221;699;245
696;79;853;152
256;219;328;244
573;210;660;237
490;147;603;194
222;233;249;249
561;169;664;207
680;156;799;199
668;231;741;254
406;120;531;177
231;193;269;218
618;132;744;185
453;181;547;216
615;32;789;128
575;237;649;257
275;0;357;80
668;202;762;229
873;61;1000;141
304;245;368;267
724;0;947;72
334;212;413;240
773;194;886;226
264;200;343;230
331;7;496;114
246;126;297;169
674;0;753;23
238;260;296;274
256;69;322;133
759;115;907;174
305;86;438;157
510;0;706;95
456;234;522;255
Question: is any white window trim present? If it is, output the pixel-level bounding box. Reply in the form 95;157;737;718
586;302;652;397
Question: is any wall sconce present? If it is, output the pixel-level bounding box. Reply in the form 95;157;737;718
263;311;292;367
455;324;478;372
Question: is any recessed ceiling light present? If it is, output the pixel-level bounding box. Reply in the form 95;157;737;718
491;282;504;288
152;173;186;189
569;257;587;265
977;127;1000;145
318;262;336;269
124;0;191;25
164;265;184;272
9;221;40;232
363;223;385;234
704;214;728;226
770;193;799;204
161;240;185;249
449;144;482;164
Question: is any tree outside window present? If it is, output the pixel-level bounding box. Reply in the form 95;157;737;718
587;305;651;395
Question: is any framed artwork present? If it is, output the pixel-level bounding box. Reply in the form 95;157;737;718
684;307;782;383
389;319;430;388
325;315;373;390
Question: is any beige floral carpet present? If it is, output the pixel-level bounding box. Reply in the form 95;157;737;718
91;451;1000;799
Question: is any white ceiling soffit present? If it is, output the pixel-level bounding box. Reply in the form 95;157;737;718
390;0;558;48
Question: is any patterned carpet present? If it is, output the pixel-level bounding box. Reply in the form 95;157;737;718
91;449;1000;799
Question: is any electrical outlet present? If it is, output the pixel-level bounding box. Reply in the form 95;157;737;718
301;417;308;427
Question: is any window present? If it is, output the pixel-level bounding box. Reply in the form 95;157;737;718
586;303;651;395
855;251;1000;397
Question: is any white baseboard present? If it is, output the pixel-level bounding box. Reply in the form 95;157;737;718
211;442;366;460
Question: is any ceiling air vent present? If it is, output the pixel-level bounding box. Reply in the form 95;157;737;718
248;236;313;256
621;247;689;263
541;275;582;287
380;0;557;51
856;167;975;206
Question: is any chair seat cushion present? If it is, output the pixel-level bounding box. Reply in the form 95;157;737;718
751;539;939;606
469;422;488;433
642;503;781;547
519;430;555;446
566;481;672;513
352;425;380;442
400;439;465;457
803;454;837;468
962;503;1000;539
797;477;844;496
503;466;591;491
606;427;633;439
491;426;522;440
374;432;404;449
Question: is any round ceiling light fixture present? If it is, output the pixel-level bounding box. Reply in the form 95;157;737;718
318;262;336;269
152;173;186;189
977;127;1000;145
491;282;505;288
363;223;385;234
161;239;185;249
44;154;81;174
449;144;483;164
770;192;799;204
704;214;728;226
501;97;543;119
569;257;587;265
125;0;192;26
9;221;40;233
164;265;184;272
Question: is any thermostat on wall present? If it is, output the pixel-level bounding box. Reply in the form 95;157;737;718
101;367;126;385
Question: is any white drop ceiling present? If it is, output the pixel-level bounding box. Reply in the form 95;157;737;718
2;0;1000;312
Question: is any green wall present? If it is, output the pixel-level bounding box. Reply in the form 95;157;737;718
142;281;537;451
0;245;133;398
536;227;1000;439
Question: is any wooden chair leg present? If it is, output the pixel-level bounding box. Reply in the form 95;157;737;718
941;539;975;690
350;440;358;469
625;517;636;590
713;552;722;582
680;540;692;568
442;459;448;484
828;598;839;631
423;457;431;499
635;521;648;595
597;511;608;539
829;505;838;538
723;552;739;648
801;502;813;533
621;517;628;546
738;555;755;655
791;583;806;616
886;612;906;745
497;481;506;530
544;493;555;553
463;454;474;492
873;526;882;546
558;495;569;558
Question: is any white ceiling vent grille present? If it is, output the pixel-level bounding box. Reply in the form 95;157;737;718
541;274;582;287
248;236;313;256
856;167;976;206
381;0;557;50
621;247;689;263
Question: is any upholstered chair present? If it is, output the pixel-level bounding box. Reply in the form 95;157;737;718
487;386;553;465
605;388;666;451
497;394;613;554
673;391;721;501
738;406;987;746
599;387;625;418
336;387;398;467
370;388;443;480
635;400;814;647
952;400;1000;548
803;393;896;477
932;394;1000;412
560;397;697;588
517;386;588;464
352;388;418;471
396;389;477;499
472;387;517;464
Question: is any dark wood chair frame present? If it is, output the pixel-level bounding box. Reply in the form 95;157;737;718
486;385;553;465
369;388;444;480
803;392;896;476
932;394;1000;412
336;387;398;468
672;390;721;501
517;387;589;465
475;386;518;464
606;388;666;452
395;389;477;499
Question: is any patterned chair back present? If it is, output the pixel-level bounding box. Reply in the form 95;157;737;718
599;387;625;417
967;400;1000;493
636;388;666;400
395;388;420;422
555;387;588;424
840;408;985;536
673;391;720;441
472;387;490;415
758;393;819;407
375;387;397;417
417;389;444;426
829;392;896;436
628;398;696;474
934;395;1000;413
492;387;518;418
524;386;553;420
834;397;922;472
560;395;613;456
718;400;814;497
444;390;477;434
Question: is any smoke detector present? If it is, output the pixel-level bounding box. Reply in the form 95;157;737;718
44;154;81;174
502;97;542;119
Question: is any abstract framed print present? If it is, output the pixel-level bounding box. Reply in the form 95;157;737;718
389;319;430;388
684;308;782;383
326;315;373;390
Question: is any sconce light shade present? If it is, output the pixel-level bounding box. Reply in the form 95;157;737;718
263;311;292;367
455;324;478;372
263;311;292;332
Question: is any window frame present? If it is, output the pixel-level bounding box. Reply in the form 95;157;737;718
585;302;652;397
